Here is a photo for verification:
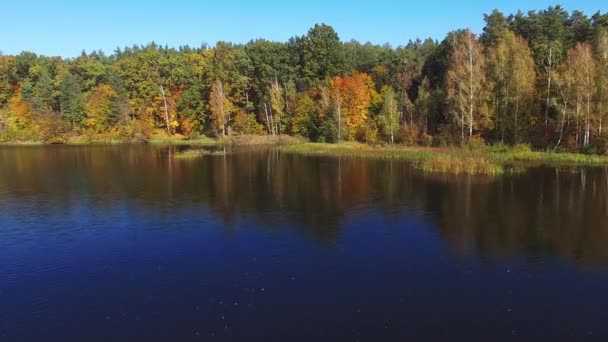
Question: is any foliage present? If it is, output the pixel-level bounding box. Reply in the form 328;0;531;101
446;30;490;143
331;71;376;141
0;9;607;154
379;87;399;143
209;79;231;136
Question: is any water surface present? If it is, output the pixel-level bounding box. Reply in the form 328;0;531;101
1;145;607;341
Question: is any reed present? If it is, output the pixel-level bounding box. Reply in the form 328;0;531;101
281;142;608;175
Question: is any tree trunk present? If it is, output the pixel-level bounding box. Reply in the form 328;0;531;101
514;85;520;144
269;104;275;135
502;85;509;143
554;98;567;151
461;114;465;143
219;82;226;136
544;47;553;128
584;107;590;148
338;101;342;142
576;100;581;147
468;37;474;139
264;103;271;135
159;83;171;135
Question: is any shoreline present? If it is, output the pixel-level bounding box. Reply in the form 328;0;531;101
0;134;302;147
3;138;608;174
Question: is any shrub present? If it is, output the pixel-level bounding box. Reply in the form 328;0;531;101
512;143;532;154
362;122;378;144
179;117;198;139
489;142;509;153
435;125;457;147
466;135;486;151
593;134;608;155
400;123;423;146
581;144;598;155
37;113;69;143
420;133;433;147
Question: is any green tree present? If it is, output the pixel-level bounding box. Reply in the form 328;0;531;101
379;87;399;143
59;72;87;126
298;24;345;86
481;9;509;48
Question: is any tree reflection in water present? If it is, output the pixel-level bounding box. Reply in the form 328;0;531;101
1;145;607;266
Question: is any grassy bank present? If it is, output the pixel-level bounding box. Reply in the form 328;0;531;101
0;133;303;147
153;134;303;147
280;142;608;175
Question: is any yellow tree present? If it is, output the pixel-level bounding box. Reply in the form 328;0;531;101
487;30;536;143
209;79;232;136
509;35;536;144
553;60;574;150
597;29;608;134
268;78;284;135
569;43;596;147
85;84;116;133
7;92;32;129
446;30;490;143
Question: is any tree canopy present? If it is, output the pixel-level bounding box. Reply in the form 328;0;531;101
1;7;608;152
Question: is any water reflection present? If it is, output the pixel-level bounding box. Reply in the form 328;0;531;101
1;145;607;265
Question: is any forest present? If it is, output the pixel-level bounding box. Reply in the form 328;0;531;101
1;6;608;153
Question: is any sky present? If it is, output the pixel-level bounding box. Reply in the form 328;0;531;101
1;0;606;57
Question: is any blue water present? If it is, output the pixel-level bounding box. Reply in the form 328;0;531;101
1;145;607;341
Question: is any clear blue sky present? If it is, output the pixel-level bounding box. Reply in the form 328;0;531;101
1;0;606;57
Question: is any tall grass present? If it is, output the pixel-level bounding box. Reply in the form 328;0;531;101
173;149;229;160
416;155;504;175
281;142;608;176
148;136;220;146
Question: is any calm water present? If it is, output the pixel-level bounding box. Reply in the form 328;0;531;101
1;145;608;341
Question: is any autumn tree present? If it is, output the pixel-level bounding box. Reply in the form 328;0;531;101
331;71;376;141
597;29;608;134
176;82;206;137
269;79;284;134
487;30;536;143
1;11;608;149
415;77;432;134
553;59;574;149
446;30;490;142
292;93;321;139
569;43;596;147
210;79;232;136
85;84;117;133
556;43;597;148
2;88;34;137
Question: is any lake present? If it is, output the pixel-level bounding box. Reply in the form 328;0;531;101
1;145;607;341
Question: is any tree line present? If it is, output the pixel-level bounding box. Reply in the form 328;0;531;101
1;6;608;152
